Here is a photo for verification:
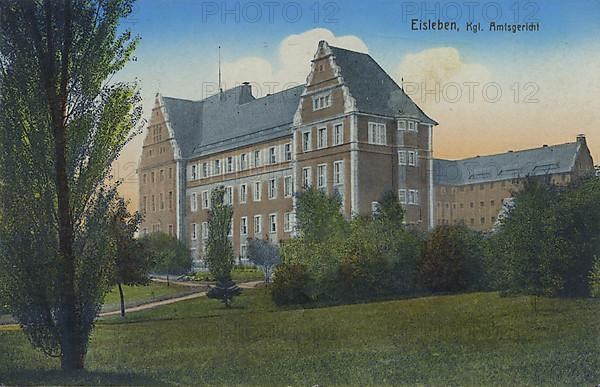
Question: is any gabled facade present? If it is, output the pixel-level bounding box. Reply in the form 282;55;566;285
138;41;438;263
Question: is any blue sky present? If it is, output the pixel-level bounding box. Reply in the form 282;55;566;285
116;0;600;202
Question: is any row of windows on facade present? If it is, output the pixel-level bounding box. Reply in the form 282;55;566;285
438;216;497;226
190;212;295;242
145;145;168;158
439;175;568;194
142;167;174;184
189;143;293;181
143;223;174;236
302;119;420;152
437;198;506;210
142;191;174;213
190;160;346;211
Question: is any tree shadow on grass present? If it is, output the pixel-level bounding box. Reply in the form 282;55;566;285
0;369;164;386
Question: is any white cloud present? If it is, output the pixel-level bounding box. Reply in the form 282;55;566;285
221;28;368;96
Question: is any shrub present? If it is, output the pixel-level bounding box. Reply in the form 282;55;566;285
337;252;390;300
418;225;479;292
270;263;310;306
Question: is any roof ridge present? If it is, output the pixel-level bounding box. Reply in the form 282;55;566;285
438;142;578;163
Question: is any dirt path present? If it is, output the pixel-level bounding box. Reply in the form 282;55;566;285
0;280;263;329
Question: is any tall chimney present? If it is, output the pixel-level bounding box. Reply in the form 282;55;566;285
238;82;253;104
577;134;586;145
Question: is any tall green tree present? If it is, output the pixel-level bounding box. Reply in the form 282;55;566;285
141;233;190;285
493;179;568;300
0;0;140;370
108;197;149;317
206;186;240;307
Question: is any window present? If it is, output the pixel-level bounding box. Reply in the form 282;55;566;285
201;163;208;178
240;244;247;259
269;178;277;199
284;143;292;161
312;93;331;111
254;150;261;167
470;202;474;208
240;184;247;203
302;131;311;152
333;161;344;185
399;189;407;204
254;181;261;201
168;191;173;210
240;153;248;170
226;156;234;172
142;196;147;213
225;186;233;205
142;173;147;184
254;215;262;235
480;201;485;207
191;223;198;240
480;217;485;225
151;171;155;183
269;214;277;233
490;200;495;206
160;169;165;181
151;195;155;212
302;167;312;188
191;165;197;180
368;122;386;145
284;212;293;232
240;217;248;235
398;151;407;165
269;147;277;164
228;222;233;238
202;222;208;239
397;120;406;131
408;121;417;131
408;150;418;166
191;193;197;212
491;216;496;223
317;127;327;149
284;176;293;197
333;123;343;145
317;164;327;190
159;193;164;210
408;190;420;205
214;159;221;174
168;224;174;236
202;190;210;209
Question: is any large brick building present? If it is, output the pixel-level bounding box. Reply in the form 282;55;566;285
138;41;595;262
138;41;437;262
434;135;595;231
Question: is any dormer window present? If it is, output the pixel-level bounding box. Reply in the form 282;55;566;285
397;120;406;131
312;93;331;111
408;121;417;131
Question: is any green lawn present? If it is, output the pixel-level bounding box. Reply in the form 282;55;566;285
101;282;195;313
0;289;598;386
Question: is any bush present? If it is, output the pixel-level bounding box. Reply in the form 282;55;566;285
337;252;390;300
418;225;480;292
270;263;310;306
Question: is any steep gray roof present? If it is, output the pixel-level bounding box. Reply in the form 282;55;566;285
161;85;303;158
329;45;437;125
434;142;582;186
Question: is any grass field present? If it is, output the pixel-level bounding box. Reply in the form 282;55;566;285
0;289;598;386
102;282;195;313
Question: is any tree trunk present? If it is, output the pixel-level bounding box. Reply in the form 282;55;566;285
166;272;170;286
118;282;126;318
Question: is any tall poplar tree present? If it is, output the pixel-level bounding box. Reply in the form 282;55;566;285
0;0;140;370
